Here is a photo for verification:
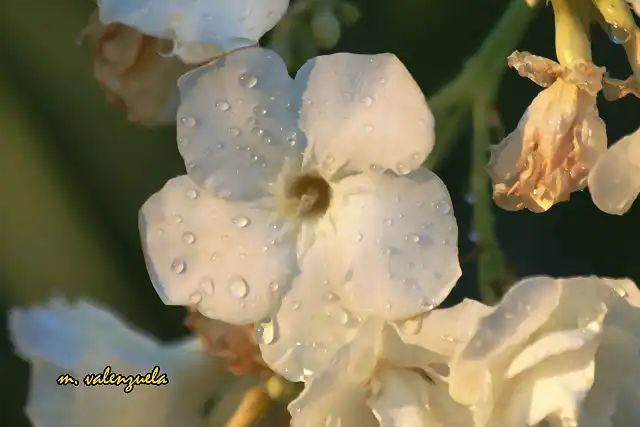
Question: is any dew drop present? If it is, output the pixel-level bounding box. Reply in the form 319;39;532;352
174;214;183;224
255;317;278;345
364;123;374;133
607;23;631;44
170;258;186;274
216;100;231;111
343;92;353;100
269;281;280;292
435;200;451;214
233;216;251;228
253;106;267;115
384;218;393;226
182;231;196;244
229;127;241;136
189;292;202;303
178;138;189;147
180;116;196;127
396;162;408;174
239;72;258;88
354;232;363;242
286;132;297;146
210;252;220;261
361;96;373;106
323;291;338;302
614;287;629;298
186;189;199;200
199;276;214;295
228;275;249;299
406;234;421;244
290;301;300;311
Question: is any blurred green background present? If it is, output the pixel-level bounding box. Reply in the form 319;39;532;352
1;0;638;426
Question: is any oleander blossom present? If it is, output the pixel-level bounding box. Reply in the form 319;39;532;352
139;46;461;377
9;299;232;427
82;0;290;123
287;300;489;427
488;52;607;212
448;276;640;427
587;127;640;215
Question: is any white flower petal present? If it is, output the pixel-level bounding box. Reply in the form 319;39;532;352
177;47;304;201
588;127;640;215
501;344;597;426
450;276;562;405
139;175;297;324
326;169;460;319
295;52;434;175
394;299;491;359
368;369;429;427
507;316;604;378
259;249;361;382
99;0;289;62
10;300;229;427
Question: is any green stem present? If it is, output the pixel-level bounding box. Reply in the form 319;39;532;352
426;0;539;171
471;98;505;305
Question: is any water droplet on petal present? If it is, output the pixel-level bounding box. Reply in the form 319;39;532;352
229;127;241;136
286;132;297;146
210;252;220;261
171;258;186;274
189;292;202;303
361;96;373;106
182;231;196;244
233;216;251;228
354;232;363;242
180;116;196;127
607;23;631;44
269;281;280;292
406;234;421;244
384;218;393;226
396;162;408;174
228;275;249;299
216;100;231;111
174;215;183;224
614;287;629;298
435;200;451;214
290;301;300;311
253;105;267;115
239;72;258;88
199;276;214;294
186;189;199;200
323;292;338;302
256;317;278;345
364;123;373;133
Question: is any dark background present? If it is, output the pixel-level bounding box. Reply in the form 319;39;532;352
1;0;638;425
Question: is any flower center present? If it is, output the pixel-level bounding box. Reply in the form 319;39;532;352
286;173;332;219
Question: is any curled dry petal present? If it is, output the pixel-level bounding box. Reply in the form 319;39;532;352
185;306;272;377
488;58;607;212
80;10;195;125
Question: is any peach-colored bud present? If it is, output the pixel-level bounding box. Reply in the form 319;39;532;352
185;306;272;377
488;54;608;212
79;10;195;125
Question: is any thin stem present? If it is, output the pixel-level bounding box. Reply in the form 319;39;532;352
470;97;508;305
426;0;539;170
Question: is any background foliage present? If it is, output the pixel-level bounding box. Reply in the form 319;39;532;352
0;0;638;425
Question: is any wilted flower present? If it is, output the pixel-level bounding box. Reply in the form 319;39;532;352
488;52;607;212
587;127;640;215
448;276;640;427
82;0;290;124
80;10;194;125
288;300;488;427
139;47;461;338
9;299;232;427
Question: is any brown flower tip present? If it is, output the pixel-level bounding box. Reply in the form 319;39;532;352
488;54;608;212
185;306;273;377
79;10;195;125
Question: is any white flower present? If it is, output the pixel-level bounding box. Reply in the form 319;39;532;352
98;0;290;64
448;276;640;427
587;127;640;215
139;46;461;334
9;299;231;427
287;300;488;427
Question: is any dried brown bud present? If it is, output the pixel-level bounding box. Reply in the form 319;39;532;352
79;10;196;125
